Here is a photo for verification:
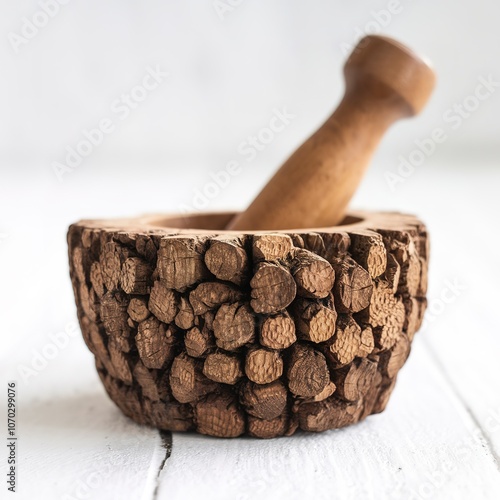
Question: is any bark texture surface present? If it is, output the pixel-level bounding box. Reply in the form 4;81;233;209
68;211;428;438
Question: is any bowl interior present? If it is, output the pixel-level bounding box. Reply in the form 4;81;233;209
145;212;364;232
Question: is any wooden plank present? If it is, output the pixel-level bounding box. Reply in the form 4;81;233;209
422;285;500;461
413;178;500;462
17;385;162;500
0;335;162;500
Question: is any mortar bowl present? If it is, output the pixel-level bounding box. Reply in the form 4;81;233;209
68;210;428;438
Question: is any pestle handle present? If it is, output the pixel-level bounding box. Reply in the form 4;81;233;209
226;35;435;231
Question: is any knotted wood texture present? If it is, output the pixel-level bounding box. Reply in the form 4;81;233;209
68;211;428;438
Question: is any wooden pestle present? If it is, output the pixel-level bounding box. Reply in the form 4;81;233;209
227;35;435;231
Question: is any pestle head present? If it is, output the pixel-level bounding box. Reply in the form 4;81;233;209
344;35;436;117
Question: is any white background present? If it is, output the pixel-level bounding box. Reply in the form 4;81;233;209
1;1;499;499
0;0;498;191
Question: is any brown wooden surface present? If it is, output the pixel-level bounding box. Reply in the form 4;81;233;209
226;35;435;231
69;210;428;438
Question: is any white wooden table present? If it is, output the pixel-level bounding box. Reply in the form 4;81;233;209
1;160;499;499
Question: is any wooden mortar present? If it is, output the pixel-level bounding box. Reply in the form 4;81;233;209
68;210;428;438
69;36;434;438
